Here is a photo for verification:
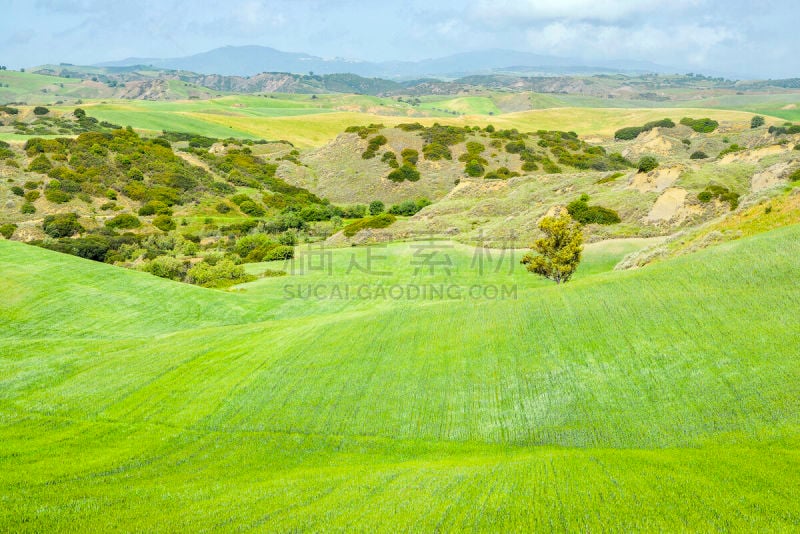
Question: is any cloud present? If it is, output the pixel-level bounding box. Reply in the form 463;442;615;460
471;0;704;25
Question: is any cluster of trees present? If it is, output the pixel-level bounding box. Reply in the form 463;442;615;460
387;149;421;182
768;123;800;136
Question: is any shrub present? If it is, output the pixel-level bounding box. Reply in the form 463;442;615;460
751;115;765;128
401;148;419;165
718;144;745;158
369;200;385;215
43;213;83;237
698;185;740;210
596;172;624;184
138;200;172;216
44;188;72;204
387;164;421;182
21;203;36;214
680;117;719;133
10;185;24;196
342;213;397;237
388;198;430;216
464;159;485;177
24;190;40;202
789;168;800;182
187;259;253;288
566;196;621;225
143;256;186;281
485;167;520;180
216;202;232;213
73;108;86;119
239;200;266;217
105;213;141;229
422;142;451;161
152;215;176;232
698;191;713;202
637;156;659;173
0;223;17;239
33;106;49;115
690;151;708;159
28;154;52;173
614;126;643;140
381;151;399;168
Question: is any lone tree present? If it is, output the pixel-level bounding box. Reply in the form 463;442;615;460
521;210;583;284
751;115;765;129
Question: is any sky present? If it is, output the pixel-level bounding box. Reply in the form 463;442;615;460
1;0;797;78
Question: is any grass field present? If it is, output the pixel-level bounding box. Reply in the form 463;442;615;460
33;101;769;147
1;225;799;530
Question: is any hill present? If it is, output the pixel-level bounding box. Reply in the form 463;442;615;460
1;222;800;530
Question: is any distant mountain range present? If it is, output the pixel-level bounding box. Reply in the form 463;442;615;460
97;45;672;79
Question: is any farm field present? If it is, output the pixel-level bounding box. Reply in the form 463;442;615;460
1;226;799;531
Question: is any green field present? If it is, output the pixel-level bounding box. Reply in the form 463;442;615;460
2;225;800;530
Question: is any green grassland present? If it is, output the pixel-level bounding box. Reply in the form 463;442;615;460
2;224;800;530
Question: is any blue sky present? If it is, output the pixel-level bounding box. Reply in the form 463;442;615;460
1;0;797;78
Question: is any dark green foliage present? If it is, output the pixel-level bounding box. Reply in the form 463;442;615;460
343;213;397;237
422;142;451;161
143;256;187;281
505;141;527;154
33;106;50;115
345;124;384;139
189;136;217;148
239;200;266;217
10;185;24;196
138;201;172;216
28;154;53;173
187;259;254;288
43;213;83;237
0;105;19;115
698;185;740;210
567;196;621;225
485;167;520;180
0;223;17;239
614;126;643;140
387;164;421;182
542;159;562;174
464;159;485;177
105;214;141;229
44;185;72;204
381;151;399;168
339;205;367;219
637;156;659;173
216;202;232;213
152;215;176;232
788;168;800;182
369;200;385;215
680;117;719;133
24;190;40;202
690;151;708;159
73;108;86;119
388;198;431;216
362;135;388;159
20;203;36;214
750;116;765;128
395;122;424;131
401;148;419;165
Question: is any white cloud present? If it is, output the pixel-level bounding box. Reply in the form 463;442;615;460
471;0;704;24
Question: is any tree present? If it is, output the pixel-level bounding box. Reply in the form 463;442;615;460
33;106;49;116
521;211;583;284
750;115;765;129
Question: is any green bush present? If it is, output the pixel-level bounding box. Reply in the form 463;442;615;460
152;215;176;232
485;167;520;180
24;190;40;202
401;148;419;165
698;191;713;202
0;223;17;239
596;172;624;184
751;116;765;128
567;197;621;225
388;198;430;216
369;200;385;215
33;106;49;115
27;154;52;173
43;213;83;237
680;117;719;133
464;159;485;177
698;185;740;210
637;156;659;173
105;213;141;229
387;164;420;182
381;151;399;168
239;200;266;217
138;200;172;216
143;256;186;281
505;141;527;154
718;144;744;158
215;202;232;213
690;151;708;159
422;142;451;161
789;168;800;182
44;187;72;204
614;126;643;140
10;185;24;196
187;259;253;288
20;203;35;214
342;213;397;237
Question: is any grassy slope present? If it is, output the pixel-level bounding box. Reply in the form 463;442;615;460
1;227;799;531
